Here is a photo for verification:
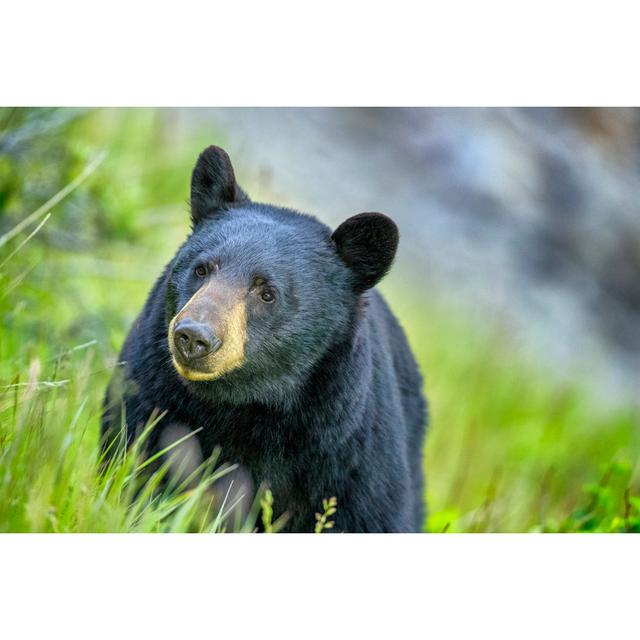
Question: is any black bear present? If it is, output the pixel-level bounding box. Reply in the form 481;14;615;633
102;146;427;532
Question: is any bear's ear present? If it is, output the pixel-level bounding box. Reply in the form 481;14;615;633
331;212;399;291
190;146;250;225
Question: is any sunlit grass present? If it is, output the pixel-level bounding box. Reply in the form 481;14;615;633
386;290;640;532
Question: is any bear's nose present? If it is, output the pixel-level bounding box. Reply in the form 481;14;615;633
173;319;222;363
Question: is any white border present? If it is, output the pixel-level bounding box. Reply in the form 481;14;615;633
1;534;638;638
2;1;640;105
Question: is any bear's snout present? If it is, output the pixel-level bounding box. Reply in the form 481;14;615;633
167;279;248;382
173;318;222;364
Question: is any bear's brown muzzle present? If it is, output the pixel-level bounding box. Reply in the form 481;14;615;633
168;278;247;381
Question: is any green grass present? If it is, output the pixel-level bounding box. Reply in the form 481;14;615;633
387;293;640;532
1;107;639;532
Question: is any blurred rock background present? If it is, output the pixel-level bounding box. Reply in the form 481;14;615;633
178;108;640;405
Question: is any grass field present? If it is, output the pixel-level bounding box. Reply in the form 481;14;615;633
1;108;639;532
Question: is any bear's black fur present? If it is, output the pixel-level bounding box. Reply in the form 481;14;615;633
102;146;427;532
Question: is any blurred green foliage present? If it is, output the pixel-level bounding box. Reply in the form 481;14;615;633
555;461;640;532
388;293;640;532
1;107;638;532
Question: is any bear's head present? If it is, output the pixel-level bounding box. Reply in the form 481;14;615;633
165;146;399;407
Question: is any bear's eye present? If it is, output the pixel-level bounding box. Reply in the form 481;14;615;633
194;264;207;278
260;289;275;304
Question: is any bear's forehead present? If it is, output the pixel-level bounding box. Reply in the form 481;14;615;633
185;208;334;276
195;208;330;254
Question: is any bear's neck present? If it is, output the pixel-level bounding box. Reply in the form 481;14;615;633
182;304;374;467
